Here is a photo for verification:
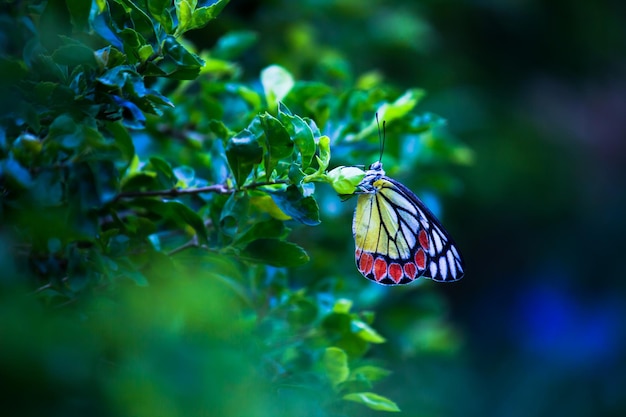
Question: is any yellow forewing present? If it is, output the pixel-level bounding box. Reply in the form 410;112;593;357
354;179;414;260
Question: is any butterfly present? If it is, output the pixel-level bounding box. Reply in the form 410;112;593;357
352;160;465;285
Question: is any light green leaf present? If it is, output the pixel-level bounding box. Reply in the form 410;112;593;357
351;319;386;343
343;392;401;412
350;366;392;382
278;103;316;169
323;347;349;387
261;65;294;112
377;88;425;123
175;0;197;35
317;135;331;172
189;0;231;31
333;298;353;314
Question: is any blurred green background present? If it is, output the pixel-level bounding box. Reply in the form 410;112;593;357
202;0;626;415
3;0;626;416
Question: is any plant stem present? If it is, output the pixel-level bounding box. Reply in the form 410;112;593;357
114;180;288;202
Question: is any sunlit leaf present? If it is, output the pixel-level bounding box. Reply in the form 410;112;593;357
351;319;386;343
261;65;294;111
278;103;315;169
323;347;350;387
189;0;232;31
377;88;425;123
343;392;401;412
350;366;392;382
249;194;291;221
333;298;353;314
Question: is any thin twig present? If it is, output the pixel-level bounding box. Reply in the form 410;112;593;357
32;282;53;295
114;180;289;202
115;184;231;201
167;237;199;256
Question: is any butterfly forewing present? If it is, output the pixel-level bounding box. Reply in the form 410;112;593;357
353;169;465;285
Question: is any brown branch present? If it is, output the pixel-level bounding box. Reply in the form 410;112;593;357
114;184;232;201
113;180;289;202
167;238;199;256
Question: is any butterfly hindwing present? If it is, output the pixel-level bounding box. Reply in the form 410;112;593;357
353;169;465;285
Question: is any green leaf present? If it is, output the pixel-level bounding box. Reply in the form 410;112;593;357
118;28;148;64
261;65;294;112
65;0;91;30
220;192;249;237
269;185;320;226
141;200;208;244
259;113;293;178
323;347;350;387
350;366;392;382
167;201;208;244
342;392;401;412
105;121;135;166
277;103;315;170
147;0;174;33
175;0;196;35
351;319;386;343
317;135;331;172
241;239;309;267
212;30;258;60
226;129;263;187
94;46;126;69
159;36;204;80
233;218;287;246
377;88;425;123
333;298;353;314
52;43;96;67
173;166;195;187
148;157;177;189
189;0;231;31
138;44;154;62
286;296;318;326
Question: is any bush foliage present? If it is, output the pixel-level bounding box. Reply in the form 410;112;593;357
0;1;468;416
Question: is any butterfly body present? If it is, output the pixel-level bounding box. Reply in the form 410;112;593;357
353;161;464;285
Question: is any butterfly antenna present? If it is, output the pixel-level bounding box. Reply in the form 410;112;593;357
375;113;386;163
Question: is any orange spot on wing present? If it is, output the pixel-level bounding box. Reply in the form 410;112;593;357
373;258;388;281
403;263;417;279
359;252;374;275
419;230;429;251
414;249;426;270
388;263;403;283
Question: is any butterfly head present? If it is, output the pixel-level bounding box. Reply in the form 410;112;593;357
356;161;386;194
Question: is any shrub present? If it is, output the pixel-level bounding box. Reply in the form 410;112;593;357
0;1;468;416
